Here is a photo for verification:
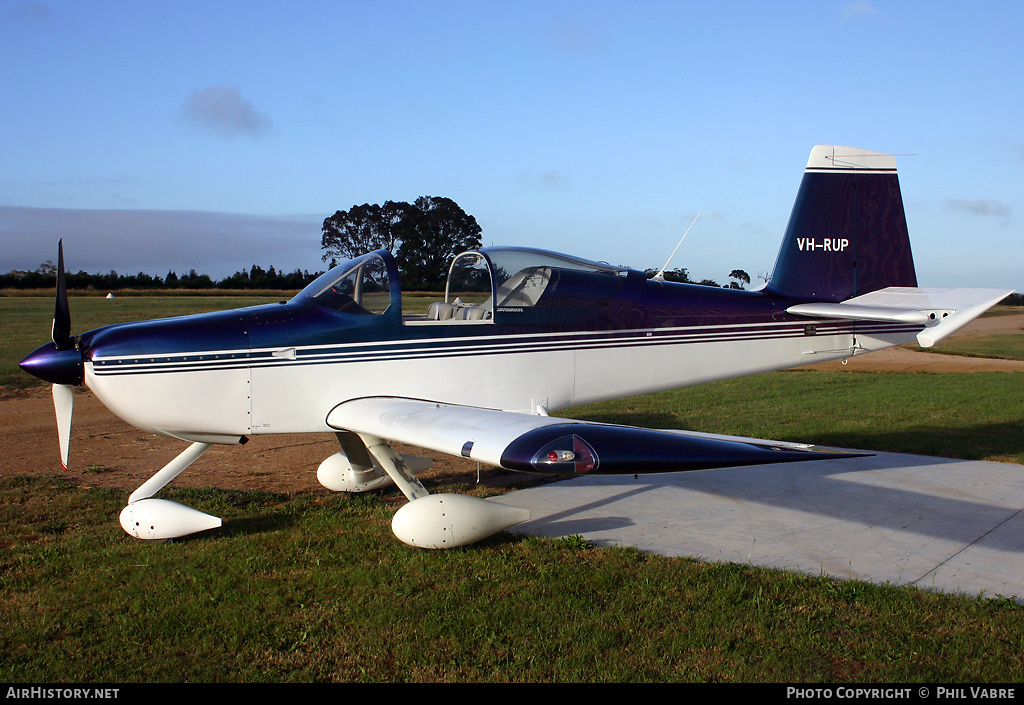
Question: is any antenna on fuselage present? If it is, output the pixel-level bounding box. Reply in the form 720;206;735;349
652;210;701;282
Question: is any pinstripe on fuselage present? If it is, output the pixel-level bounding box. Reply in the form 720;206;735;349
81;293;921;440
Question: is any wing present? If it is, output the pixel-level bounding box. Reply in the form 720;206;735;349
326;397;866;475
787;286;1013;348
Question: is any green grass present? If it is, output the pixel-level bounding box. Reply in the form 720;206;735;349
980;305;1024;317
907;334;1024;361
4;475;1024;683
567;371;1024;464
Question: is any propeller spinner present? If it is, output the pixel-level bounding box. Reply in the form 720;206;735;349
19;240;83;469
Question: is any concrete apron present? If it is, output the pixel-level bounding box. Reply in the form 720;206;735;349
491;451;1024;601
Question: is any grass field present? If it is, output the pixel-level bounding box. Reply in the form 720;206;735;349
4;476;1024;683
2;295;1024;682
908;334;1024;361
568;371;1024;464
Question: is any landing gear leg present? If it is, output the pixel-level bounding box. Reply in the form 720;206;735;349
358;433;530;549
358;433;430;501
119;441;222;540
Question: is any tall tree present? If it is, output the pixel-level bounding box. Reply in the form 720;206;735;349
729;269;751;290
321;196;482;290
395;196;482;290
320;201;413;264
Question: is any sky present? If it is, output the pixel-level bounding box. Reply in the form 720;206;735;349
1;0;1021;289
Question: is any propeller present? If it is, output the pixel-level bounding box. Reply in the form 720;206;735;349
53;383;74;470
52;239;73;350
19;240;82;469
52;240;75;469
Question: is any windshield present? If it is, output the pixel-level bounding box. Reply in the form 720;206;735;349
295;251;394;314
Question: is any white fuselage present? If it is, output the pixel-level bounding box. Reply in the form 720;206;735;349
83;314;921;444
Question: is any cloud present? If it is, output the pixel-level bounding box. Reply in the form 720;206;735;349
180;85;273;139
518;169;573;192
5;1;52;24
544;15;601;54
942;198;1011;219
841;1;877;21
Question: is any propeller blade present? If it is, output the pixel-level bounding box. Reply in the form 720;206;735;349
53;383;74;470
52;239;73;350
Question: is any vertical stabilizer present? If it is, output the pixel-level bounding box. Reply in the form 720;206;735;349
767;145;917;302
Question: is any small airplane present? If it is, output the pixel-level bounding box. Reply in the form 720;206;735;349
20;145;1013;548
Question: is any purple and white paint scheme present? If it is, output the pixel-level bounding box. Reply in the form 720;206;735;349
20;145;1013;548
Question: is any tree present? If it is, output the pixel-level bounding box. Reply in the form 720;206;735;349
644;267;690;283
729;269;750;290
321;201;414;264
395;196;482;290
321;196;482;290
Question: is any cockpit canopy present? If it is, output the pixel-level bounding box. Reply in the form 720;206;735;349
295;251;397;315
295;247;630;323
438;247;628;321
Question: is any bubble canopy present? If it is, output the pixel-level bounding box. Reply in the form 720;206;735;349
294;247;628;318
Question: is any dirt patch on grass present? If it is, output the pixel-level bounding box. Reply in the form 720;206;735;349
0;388;516;496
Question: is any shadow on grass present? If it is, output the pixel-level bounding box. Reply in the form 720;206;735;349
167;512;300;543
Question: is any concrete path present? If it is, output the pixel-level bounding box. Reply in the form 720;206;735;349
491;451;1024;600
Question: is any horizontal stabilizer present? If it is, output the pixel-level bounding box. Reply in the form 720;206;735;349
327;397;867;475
787;302;933;324
787;287;1014;347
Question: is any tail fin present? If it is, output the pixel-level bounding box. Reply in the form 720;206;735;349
766;145;917;302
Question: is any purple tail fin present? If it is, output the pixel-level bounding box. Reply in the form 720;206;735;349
766;145;917;302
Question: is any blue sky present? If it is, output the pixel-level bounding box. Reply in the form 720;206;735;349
1;1;1020;289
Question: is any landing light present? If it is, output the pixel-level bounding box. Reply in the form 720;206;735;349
533;435;598;473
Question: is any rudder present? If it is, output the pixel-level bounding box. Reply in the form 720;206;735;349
766;145;917;302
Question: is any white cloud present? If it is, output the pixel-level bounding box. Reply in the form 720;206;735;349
841;1;877;21
942;198;1011;219
180;85;273;139
544;15;602;54
519;169;573;192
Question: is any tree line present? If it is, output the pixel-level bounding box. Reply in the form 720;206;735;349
642;267;753;289
0;264;323;291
